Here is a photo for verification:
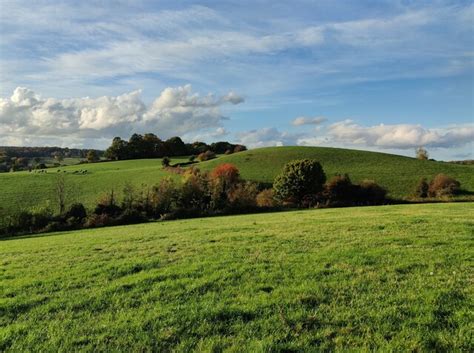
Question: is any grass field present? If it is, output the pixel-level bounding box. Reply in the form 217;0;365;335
1;146;473;218
1;203;472;351
200;146;474;199
0;158;188;218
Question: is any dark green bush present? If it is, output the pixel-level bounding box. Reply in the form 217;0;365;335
414;178;429;198
273;159;326;205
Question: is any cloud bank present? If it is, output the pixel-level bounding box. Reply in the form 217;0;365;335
327;120;474;149
0;85;243;146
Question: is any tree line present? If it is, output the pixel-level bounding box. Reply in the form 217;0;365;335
105;133;246;160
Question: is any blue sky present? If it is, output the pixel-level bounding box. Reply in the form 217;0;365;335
0;0;472;159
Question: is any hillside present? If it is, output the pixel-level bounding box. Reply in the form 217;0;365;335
200;146;474;199
1;146;473;219
0;158;188;218
1;203;472;351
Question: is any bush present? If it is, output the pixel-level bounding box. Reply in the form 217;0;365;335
228;182;259;210
273;159;326;206
197;150;216;161
94;190;122;217
151;177;178;215
179;168;211;211
428;174;460;197
162;157;170;167
324;174;357;205
64;203;87;221
414;178;429;198
209;164;241;209
357;180;387;204
256;189;277;208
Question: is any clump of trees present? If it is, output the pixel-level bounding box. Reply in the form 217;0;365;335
273;159;388;207
104;133;246;161
414;174;461;198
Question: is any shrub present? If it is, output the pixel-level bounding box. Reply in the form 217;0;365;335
273;159;326;206
150;177;178;215
416;147;429;160
210;163;240;186
197;150;216;161
358;180;387;204
162;157;171;167
228;182;259;210
94;190;122;217
414;178;429;198
179;168;211;211
233;145;247;153
324;174;356;205
428;174;460;197
64;203;87;221
256;189;277;208
209;164;241;209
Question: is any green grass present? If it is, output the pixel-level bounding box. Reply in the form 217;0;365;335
1;203;472;351
0;158;188;217
200;146;474;199
1;146;473;219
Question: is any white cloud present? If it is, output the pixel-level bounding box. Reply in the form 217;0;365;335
292;116;327;126
0;85;244;146
327;120;474;149
236;127;302;148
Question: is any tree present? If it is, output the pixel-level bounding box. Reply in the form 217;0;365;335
165;136;188;156
273;159;326;205
416;147;429;160
87;150;99;163
105;137;129;160
54;174;67;214
414;177;429;198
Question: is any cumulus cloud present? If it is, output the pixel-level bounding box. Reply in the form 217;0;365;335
327;120;474;149
292;116;327;126
0;85;244;146
235;128;302;148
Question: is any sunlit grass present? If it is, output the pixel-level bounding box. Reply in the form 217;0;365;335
1;203;472;351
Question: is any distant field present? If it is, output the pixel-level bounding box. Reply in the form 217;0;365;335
1;203;472;351
1;146;473;218
200;146;474;199
0;158;188;217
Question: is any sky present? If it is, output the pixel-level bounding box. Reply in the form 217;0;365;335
0;0;473;160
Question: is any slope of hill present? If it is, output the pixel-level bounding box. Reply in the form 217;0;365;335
1;146;473;219
1;203;472;351
0;158;188;218
199;146;474;199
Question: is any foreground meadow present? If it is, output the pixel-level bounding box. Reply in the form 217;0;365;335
1;203;473;351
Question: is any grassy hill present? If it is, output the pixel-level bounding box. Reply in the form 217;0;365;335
1;146;473;219
0;158;188;218
1;203;472;351
200;146;474;199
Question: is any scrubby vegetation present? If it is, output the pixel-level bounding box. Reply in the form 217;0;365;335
199;146;474;199
1;159;392;237
1;203;472;351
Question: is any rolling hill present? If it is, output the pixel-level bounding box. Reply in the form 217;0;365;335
1;146;473;220
1;203;472;351
200;146;474;199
